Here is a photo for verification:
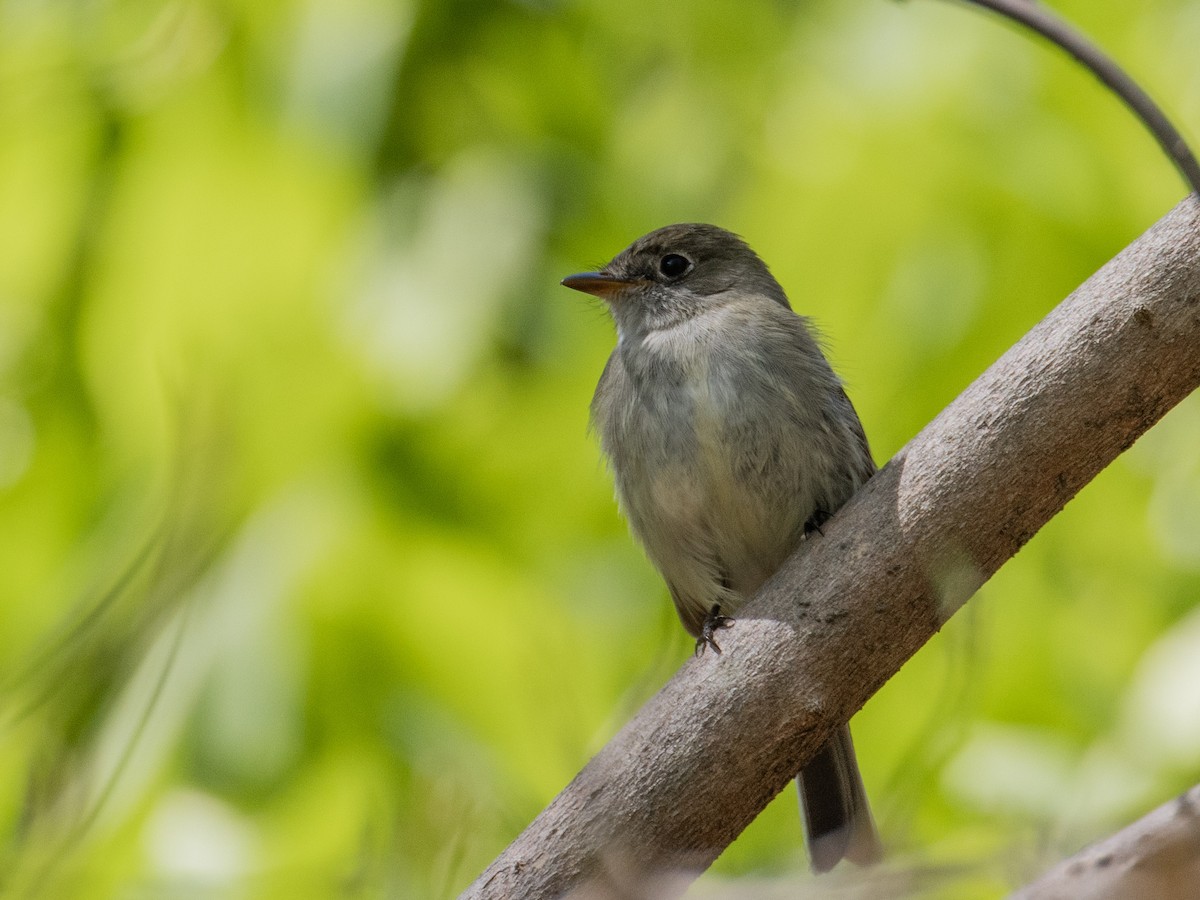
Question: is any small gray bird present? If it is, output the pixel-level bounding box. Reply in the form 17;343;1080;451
563;223;882;873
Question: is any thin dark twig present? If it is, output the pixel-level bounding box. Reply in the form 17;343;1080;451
934;0;1200;196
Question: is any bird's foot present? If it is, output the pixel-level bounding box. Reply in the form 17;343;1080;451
804;509;832;538
695;603;734;656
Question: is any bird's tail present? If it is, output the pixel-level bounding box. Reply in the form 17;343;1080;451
797;723;883;873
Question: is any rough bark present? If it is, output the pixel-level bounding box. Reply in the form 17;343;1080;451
461;196;1200;900
1011;785;1200;899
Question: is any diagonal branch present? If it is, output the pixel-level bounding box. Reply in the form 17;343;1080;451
1011;784;1200;899
461;196;1200;899
946;0;1200;195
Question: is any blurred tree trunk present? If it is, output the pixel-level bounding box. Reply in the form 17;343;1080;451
1013;785;1200;900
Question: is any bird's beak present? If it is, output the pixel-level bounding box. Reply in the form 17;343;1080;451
560;271;634;298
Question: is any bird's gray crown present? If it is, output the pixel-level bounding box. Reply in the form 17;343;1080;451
603;223;791;312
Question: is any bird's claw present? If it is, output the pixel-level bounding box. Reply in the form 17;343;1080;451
695;603;734;656
804;509;831;538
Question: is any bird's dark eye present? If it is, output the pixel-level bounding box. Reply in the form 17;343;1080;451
659;254;691;278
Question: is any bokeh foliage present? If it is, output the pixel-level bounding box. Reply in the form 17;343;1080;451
1;0;1199;896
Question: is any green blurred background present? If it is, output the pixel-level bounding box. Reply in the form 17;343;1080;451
1;0;1199;896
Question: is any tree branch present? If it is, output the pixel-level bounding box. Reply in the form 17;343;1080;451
945;0;1200;195
1012;785;1200;899
461;197;1200;899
